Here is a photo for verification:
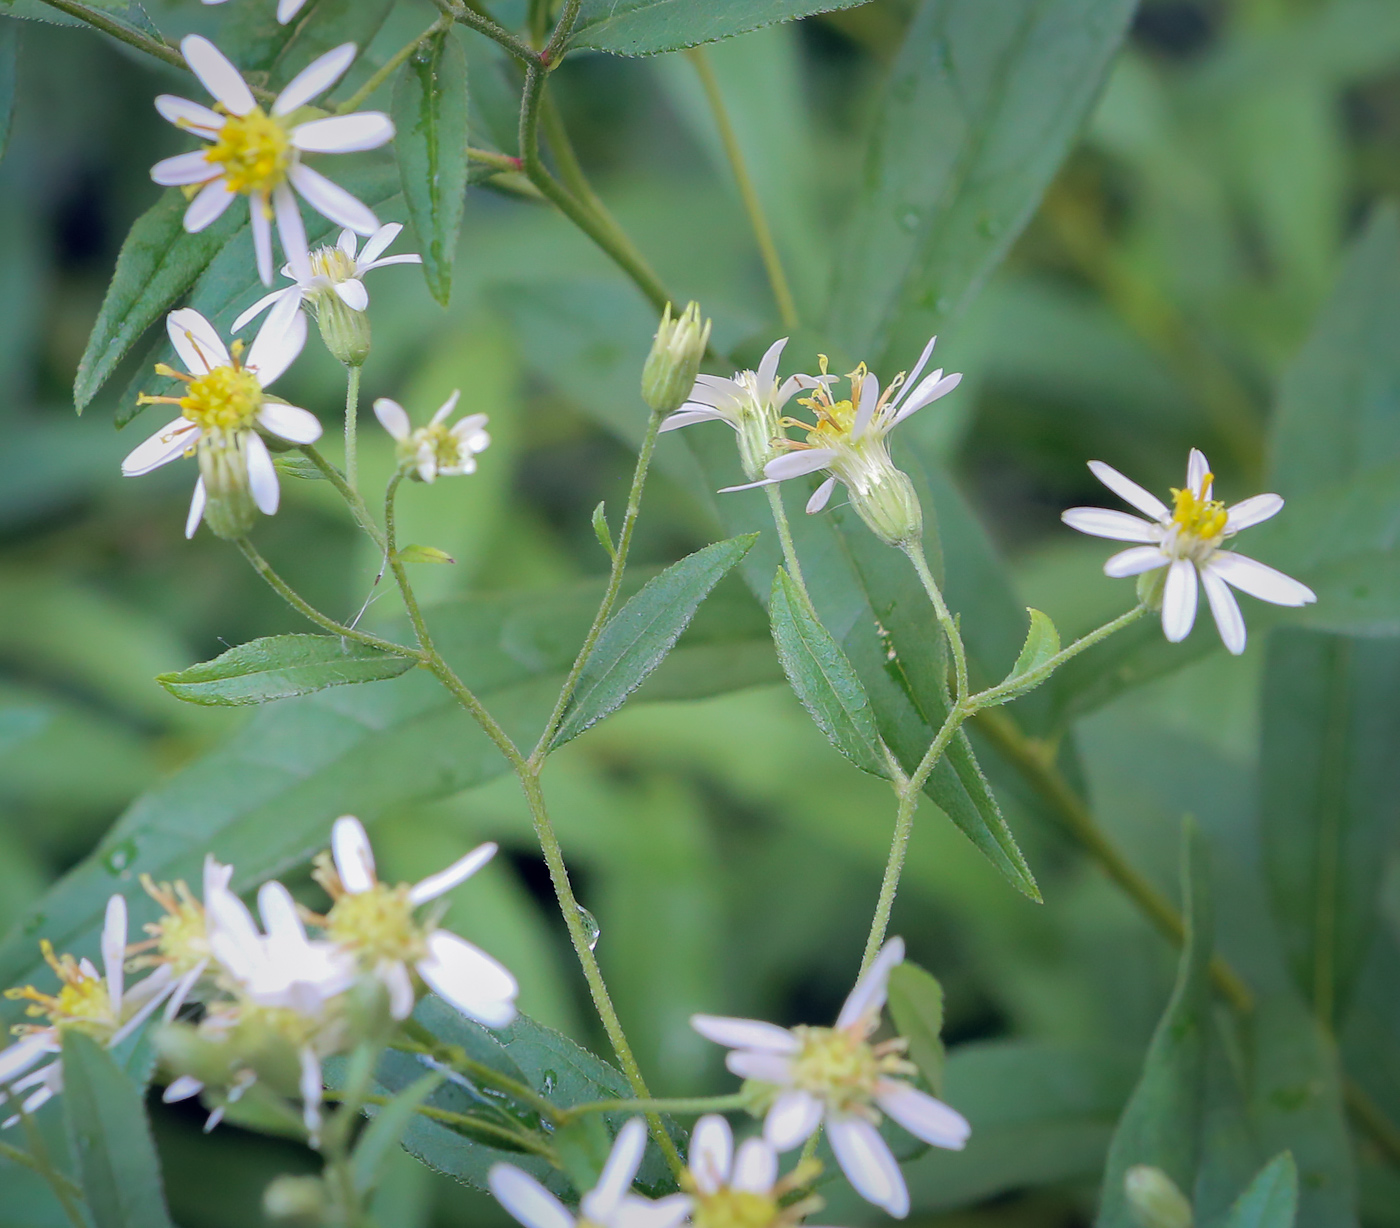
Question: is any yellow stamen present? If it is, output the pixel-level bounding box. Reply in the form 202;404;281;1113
204;106;292;196
178;365;264;433
1170;473;1228;541
325;884;428;967
5;941;113;1038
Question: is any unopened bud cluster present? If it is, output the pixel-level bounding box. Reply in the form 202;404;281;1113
643;301;711;414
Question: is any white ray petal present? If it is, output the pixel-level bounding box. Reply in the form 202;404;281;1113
1187;448;1210;494
273;183;311;282
358;253;421;271
1207;552;1316;607
163;1075;205;1104
827;1115;908;1217
101;894;127;1013
257;880;305;945
1087;460;1170;521
245;433;280;515
374;398;411;441
291;112;395;154
583;1118;647;1223
616;1194;690;1228
152;150;218;187
357;222;401;265
892;370;961;425
489;1165;574;1228
806;474;837;514
1162;558;1198;643
163;961;207;1023
1225;493;1283;533
300;1047;323;1143
852;370;879;439
836;936;904;1031
429;390;462;425
688;1114;733;1193
332;815;376;891
185;478;207;539
168;308;229;375
180;35;255;116
764;449;837;480
418;931;518;1028
689;1016;799;1053
288;163;379;235
247;298;307;388
1104;545;1168;578
891;334;938;412
1200;564;1246;656
123;419;199;477
726;1050;794;1084
277;0;310;21
659;408;729;432
334;278;369;311
251;199;274;285
273;43;356;117
0;1034;54;1085
257;402;321;445
233;287;298;334
410;842;497;906
1060;507;1159;543
762;1089;822;1151
756;336;788;392
154;94;223;135
382;960;415;1020
731;1137;778;1193
874;1080;970;1149
184;179;237;232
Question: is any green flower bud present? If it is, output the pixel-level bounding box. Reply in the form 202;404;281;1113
642;301;710;414
154;1022;238;1088
850;462;923;548
1125;1166;1193;1228
197;431;258;541
312;287;372;369
263;1175;327;1226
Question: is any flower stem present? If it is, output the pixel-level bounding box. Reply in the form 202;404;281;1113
686;47;799;331
901;538;970;703
336;16;451;115
560;1091;755;1121
764;484;812;608
344;366;362;496
432;0;541;65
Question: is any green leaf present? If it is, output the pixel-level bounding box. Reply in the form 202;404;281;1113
352;1073;443;1195
218;0;396;89
768;567;887;778
156;634;418;707
0;0;160;40
551;534;758;747
592;501;615;560
886;962;946;1096
393;28;469;306
568;0;868;56
1223;1153;1299;1228
1097;820;1213;1228
826;0;1137;366
1007;609;1059;681
397;544;456;565
75;189;242;412
61;1031;176;1228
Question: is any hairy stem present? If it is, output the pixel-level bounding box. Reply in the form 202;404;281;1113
344;366;362;495
433;0;541;64
36;0;182;67
902;538;970;704
561;1091;755;1121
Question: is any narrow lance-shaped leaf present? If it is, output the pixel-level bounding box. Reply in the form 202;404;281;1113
394;28;469;306
157;634;419;707
62;1031;177;1228
1222;1153;1299;1228
769;566;888;778
352;1072;443;1194
568;0;869;56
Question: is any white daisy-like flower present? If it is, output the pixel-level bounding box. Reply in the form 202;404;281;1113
489;1117;692;1228
122;307;322;540
201;0;309;25
314;816;518;1026
691;938;970;1218
374;391;491;484
1061;448;1317;655
659;336;809;482
1;895;174;1123
685;1115;831;1228
151;37;395;284
232;223;422;331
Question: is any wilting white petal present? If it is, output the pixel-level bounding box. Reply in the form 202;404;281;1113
257;402;321;445
806;474;837;514
357;222;400;265
101;894;127;1013
659;408;729;432
1225;493;1284;533
1162;558;1198;643
852;371;879;439
333;278;369;311
418;931;517;1028
726;1050;793;1084
690;1016;799;1054
291;112;395;154
764;449;838;481
123;418;199;477
1061;507;1158;543
277;0;310;21
489;1165;574;1228
582;1118;647;1223
168;308;230;375
409;842;496;906
731;1137;778;1193
1104;545;1168;578
152;150;217;186
332;816;376;892
251;198;274;286
154;94;223;135
874;1080;970;1149
688;1114;733;1193
288;163;379;235
756;336;788;392
1207;552;1316;607
374;398;411;441
185;477;207;538
184;179;237;232
1200;565;1246;656
763;1089;823;1150
163;1075;204;1103
1087;460;1171;521
233;287;297;334
181;36;255;116
247;301;307;388
836;936;904;1031
827;1114;908;1217
273;43;356;117
273;183;311;281
245;433;280;515
1186;447;1210;494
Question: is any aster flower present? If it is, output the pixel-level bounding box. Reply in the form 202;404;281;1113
151;37;395;284
490;1117;691;1228
201;0;309;25
1061;448;1317;655
691;938;969;1218
313;816;517;1026
374;391;491;484
122;307;321;540
685;1115;830;1228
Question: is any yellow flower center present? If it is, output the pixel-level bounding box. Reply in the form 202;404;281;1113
309;245;357;283
5;941;114;1039
325;884;428;967
789;1026;880;1110
1170;475;1228;542
136;877;210;978
179;365;264;433
693;1190;781;1228
205;106;292;196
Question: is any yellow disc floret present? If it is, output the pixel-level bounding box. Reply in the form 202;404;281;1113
179;364;264;433
1170;474;1228;544
309;245;356;284
325;885;428;967
131;875;210;977
205;106;293;196
692;1190;781;1228
5;941;114;1039
789;1025;882;1111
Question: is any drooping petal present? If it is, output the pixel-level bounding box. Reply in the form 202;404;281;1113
489;1164;574;1228
251;198;274;286
764;449;838;481
756;336;788;392
418;931;518;1028
357;221;401;265
836;935;904;1031
1186;447;1210;495
374;398;412;441
245;432;280;515
122;419;199;477
874;1080;970;1149
152;150;218;187
180;35;255;116
185;477;207;539
852;370;879;439
827;1114;909;1217
257;402;322;445
731;1137;778;1194
333;278;369;311
1104;545;1169;578
272;182;312;281
154;94;224;136
582;1117;647;1223
1060;507;1159;543
1087;460;1170;521
1225;493;1284;533
689;1015;800;1054
101;894;127;1014
688;1114;733;1193
184;179;237;233
1161;558;1199;643
806;474;837;514
726;1050;794;1084
332;815;377;891
409;842;497;905
763;1089;823;1151
233;287;299;334
273;43;356;117
1207;552;1317;607
1200;564;1247;656
291;113;395;154
288;163;379;235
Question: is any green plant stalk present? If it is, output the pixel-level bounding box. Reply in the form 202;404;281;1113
300;445;386;550
337;16;451;115
687;47;799;331
36;0;182;67
901;538;970;704
432;0;541;64
560;1091;755;1121
344;366;363;495
16;1108;87;1228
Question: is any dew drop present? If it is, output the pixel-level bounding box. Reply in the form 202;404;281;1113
541;1069;557;1096
102;838;138;877
898;209;921;233
575;904;601;951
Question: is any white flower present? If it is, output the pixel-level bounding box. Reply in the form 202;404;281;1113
685;1115;831;1228
374;391;491;484
660;336;808;482
122;307;321;539
1061;448;1317;655
151;37;395;284
316;816;517;1026
1;895;174;1123
201;0;309;25
232;224;422;331
691;938;970;1218
490;1118;691;1228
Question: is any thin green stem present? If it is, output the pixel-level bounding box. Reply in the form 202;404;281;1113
344;366;362;495
432;0;541;64
337;17;451;114
765;485;813;607
560;1091;755;1121
532;408;666;762
901;538;969;704
686;47;799;330
300;445;385;550
542;0;584;62
235;538;418;658
36;0;182;68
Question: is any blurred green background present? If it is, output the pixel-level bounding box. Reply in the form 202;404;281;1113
2;0;1400;1223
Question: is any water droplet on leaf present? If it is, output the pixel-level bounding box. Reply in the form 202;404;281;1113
103;838;138;876
541;1069;557;1095
575;904;600;951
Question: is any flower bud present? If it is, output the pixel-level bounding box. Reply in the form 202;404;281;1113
311;287;371;369
197;432;258;540
1125;1166;1193;1228
155;1022;238;1088
851;462;923;548
642;301;710;414
263;1175;327;1226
